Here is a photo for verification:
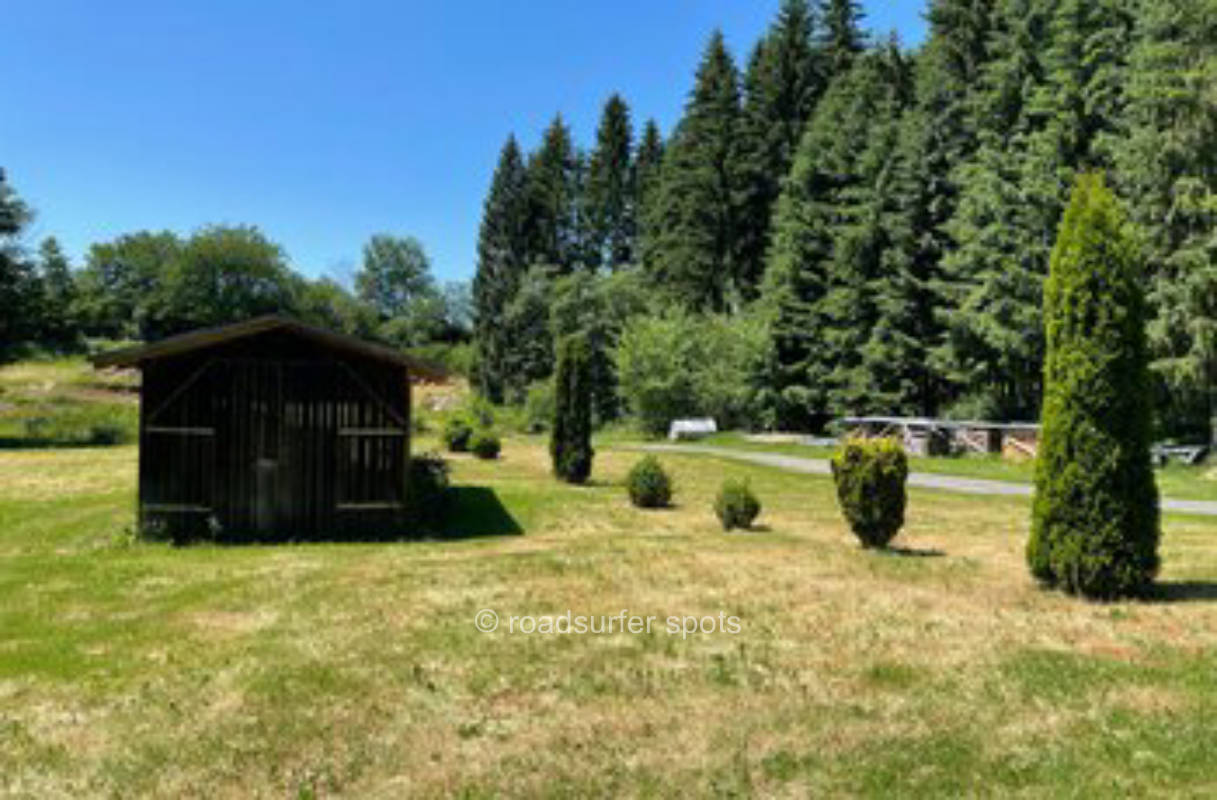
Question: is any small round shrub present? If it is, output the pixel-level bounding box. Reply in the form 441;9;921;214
443;417;473;452
714;479;761;531
626;455;672;508
470;430;501;460
830;436;908;549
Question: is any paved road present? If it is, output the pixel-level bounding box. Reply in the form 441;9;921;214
629;444;1217;517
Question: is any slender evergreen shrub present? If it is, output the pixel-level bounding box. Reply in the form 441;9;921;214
443;416;473;452
551;334;595;483
1028;173;1159;599
714;479;761;531
831;437;908;549
626;455;673;508
470;430;501;460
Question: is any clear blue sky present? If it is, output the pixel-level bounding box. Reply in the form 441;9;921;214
3;1;926;286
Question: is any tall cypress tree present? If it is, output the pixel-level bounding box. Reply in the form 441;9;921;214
642;30;741;312
551;333;595;483
1112;0;1217;441
472;136;530;402
1029;172;1159;599
525;115;582;272
632;120;665;262
732;0;822;301
586;95;636;270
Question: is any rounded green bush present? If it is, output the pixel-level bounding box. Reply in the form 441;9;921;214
443;417;473;452
714;479;760;531
830;437;908;549
626;455;673;508
470;430;501;460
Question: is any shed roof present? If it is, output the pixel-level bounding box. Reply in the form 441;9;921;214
91;315;446;381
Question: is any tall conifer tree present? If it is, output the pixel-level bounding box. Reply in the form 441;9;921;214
37;237;77;348
525;115;582;272
1112;0;1217;441
473;136;530;402
935;0;1133;419
732;0;821;300
760;46;908;427
813;44;915;415
642;31;741;311
878;0;997;415
0;169;38;359
933;0;1057;419
817;0;866;79
586;95;636;270
632;120;665;261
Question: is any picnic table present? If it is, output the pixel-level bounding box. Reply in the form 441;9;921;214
1152;444;1209;467
840;416;1041;458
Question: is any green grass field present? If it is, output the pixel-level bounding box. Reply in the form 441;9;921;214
0;358;138;448
5;433;1217;797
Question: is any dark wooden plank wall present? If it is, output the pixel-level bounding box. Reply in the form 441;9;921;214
139;330;411;541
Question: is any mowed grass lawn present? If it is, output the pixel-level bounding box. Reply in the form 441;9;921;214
5;439;1217;797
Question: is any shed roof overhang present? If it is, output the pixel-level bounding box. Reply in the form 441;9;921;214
91;315;447;381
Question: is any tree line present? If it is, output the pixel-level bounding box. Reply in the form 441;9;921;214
472;0;1217;440
0;170;472;365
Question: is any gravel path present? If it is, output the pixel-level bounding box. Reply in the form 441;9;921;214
629;443;1217;517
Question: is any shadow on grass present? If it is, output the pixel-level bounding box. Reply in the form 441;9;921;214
438;486;524;540
1149;581;1217;604
882;546;947;559
729;524;771;533
150;486;523;546
0;437;131;450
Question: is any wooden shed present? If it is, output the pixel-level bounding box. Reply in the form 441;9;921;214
93;316;443;542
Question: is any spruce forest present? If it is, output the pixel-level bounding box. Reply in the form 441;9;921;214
472;0;1217;440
